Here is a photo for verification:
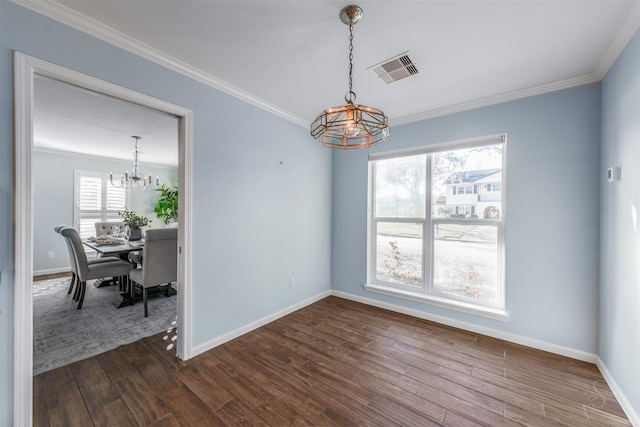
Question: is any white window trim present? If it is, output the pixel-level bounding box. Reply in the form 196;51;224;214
366;133;507;319
364;282;509;321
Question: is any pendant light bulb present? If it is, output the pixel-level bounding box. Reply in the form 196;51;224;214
342;105;360;137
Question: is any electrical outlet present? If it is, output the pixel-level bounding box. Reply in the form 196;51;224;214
46;251;54;259
289;277;295;289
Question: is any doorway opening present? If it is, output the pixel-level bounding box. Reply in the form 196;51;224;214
13;52;193;425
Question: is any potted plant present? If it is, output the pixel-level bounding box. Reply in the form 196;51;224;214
154;184;178;225
118;208;150;241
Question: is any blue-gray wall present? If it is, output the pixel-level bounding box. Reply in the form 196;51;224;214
0;2;332;424
600;29;640;421
332;84;601;353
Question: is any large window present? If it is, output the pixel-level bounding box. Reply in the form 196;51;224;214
367;135;506;318
74;171;128;240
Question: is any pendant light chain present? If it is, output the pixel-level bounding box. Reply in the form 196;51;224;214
309;5;389;149
347;23;356;103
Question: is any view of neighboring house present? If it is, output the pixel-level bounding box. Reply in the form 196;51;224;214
438;168;502;219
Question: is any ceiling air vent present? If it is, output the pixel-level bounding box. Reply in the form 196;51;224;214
368;52;419;84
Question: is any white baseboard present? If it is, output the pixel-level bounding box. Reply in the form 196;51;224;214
191;290;332;357
33;267;70;277
331;290;598;363
597;357;640;426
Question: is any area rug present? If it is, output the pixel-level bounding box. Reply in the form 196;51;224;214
33;277;176;375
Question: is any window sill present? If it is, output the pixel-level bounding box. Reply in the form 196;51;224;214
364;283;509;321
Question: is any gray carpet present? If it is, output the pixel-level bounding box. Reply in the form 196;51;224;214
33;277;177;375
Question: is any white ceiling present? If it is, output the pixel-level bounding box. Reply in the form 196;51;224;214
25;0;640;162
34;75;179;166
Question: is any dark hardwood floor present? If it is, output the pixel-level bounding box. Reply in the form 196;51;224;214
34;272;72;282
34;296;631;426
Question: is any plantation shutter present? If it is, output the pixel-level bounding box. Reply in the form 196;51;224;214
74;171;127;240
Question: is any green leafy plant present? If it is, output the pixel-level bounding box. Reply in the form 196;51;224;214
154;184;178;225
118;208;150;228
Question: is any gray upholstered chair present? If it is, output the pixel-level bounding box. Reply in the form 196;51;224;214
129;228;177;317
55;225;122;297
60;226;132;309
94;221;125;237
92;221;132;285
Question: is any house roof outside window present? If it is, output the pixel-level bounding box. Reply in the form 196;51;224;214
443;168;501;185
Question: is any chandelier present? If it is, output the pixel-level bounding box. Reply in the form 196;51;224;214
310;5;389;149
110;136;159;190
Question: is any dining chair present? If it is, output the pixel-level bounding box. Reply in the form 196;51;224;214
55;225;122;297
60;226;132;309
129;228;177;317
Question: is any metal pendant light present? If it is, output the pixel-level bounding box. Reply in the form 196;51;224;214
310;5;389;149
110;136;159;191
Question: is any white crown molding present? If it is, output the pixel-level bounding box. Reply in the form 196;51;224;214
33;145;178;169
11;0;309;128
594;0;640;79
391;73;600;126
11;0;638;131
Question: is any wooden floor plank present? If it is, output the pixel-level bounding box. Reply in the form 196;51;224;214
34;296;632;426
173;364;234;412
32;375;51;427
160;384;226;426
250;369;325;423
407;365;505;415
70;357;120;413
112;371;170;426
215;399;268;426
88;398;138;427
40;365;83;411
47;397;93;427
132;353;182;396
352;368;448;424
437;365;545;416
368;393;443;427
254;350;318;392
95;347;139;384
147;413;183;427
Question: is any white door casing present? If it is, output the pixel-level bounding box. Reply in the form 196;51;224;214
13;52;194;426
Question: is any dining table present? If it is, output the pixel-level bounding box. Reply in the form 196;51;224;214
83;237;144;260
83;237;144;308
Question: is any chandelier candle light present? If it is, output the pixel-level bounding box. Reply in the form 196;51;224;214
110;135;159;190
310;5;389;149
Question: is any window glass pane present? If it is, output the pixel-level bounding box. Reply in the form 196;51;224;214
432;144;502;219
375;154;426;218
375;222;423;286
433;224;498;303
